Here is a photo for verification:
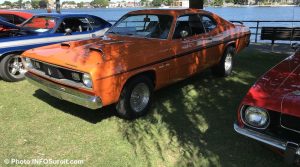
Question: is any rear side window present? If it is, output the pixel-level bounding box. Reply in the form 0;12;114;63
173;14;206;39
201;16;217;32
87;16;108;30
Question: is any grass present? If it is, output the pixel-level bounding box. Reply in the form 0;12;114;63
0;45;292;167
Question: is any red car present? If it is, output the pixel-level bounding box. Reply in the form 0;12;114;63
234;44;300;164
0;10;33;31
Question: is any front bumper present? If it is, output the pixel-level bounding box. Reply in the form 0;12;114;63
234;123;300;163
25;72;102;110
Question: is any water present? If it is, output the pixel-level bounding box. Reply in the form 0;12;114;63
23;7;300;42
24;7;300;22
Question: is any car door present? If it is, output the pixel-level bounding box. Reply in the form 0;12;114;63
199;15;224;67
170;14;212;82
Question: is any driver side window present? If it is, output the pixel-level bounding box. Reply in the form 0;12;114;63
56;17;92;34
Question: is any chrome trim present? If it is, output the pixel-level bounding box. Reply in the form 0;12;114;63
24;58;93;90
280;118;300;134
25;72;102;110
30;68;92;90
239;105;270;130
234;123;287;151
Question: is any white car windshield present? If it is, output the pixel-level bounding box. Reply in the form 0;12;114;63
108;14;173;39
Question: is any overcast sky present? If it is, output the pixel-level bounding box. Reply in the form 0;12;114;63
0;0;126;3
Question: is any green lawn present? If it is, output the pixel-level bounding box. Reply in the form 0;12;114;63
0;46;292;166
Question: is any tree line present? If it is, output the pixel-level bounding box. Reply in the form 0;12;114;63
0;0;110;9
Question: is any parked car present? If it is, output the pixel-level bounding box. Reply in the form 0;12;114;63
0;10;33;30
234;44;300;164
0;13;111;82
22;9;250;119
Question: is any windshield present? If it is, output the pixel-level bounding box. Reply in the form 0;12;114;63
22;16;57;33
107;14;173;39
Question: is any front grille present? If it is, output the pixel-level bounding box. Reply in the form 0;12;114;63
43;64;64;79
31;60;82;82
281;114;300;133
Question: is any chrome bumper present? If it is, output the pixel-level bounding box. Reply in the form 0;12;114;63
25;72;102;110
234;123;287;150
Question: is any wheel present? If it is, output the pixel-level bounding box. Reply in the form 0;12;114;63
0;54;26;82
116;76;154;119
212;46;235;77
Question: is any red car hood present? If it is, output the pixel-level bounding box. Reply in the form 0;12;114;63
243;51;300;118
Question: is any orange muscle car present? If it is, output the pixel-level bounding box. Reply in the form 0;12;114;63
22;9;250;119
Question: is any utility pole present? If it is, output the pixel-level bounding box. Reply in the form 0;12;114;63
189;0;204;9
56;0;61;13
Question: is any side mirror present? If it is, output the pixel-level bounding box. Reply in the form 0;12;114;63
291;43;299;51
180;30;189;39
64;28;72;35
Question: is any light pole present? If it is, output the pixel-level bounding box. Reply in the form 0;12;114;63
56;0;61;13
189;0;203;9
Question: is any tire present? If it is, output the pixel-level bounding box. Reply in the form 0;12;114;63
212;46;235;77
116;76;154;119
0;54;26;82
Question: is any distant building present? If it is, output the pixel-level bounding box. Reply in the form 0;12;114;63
108;1;140;8
0;5;9;9
47;0;55;9
62;3;77;9
82;2;92;8
109;2;119;8
247;0;256;5
173;0;189;7
24;3;32;9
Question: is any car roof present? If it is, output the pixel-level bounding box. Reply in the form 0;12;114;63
0;10;33;19
127;8;213;17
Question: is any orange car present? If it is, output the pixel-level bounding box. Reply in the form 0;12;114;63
22;9;250;119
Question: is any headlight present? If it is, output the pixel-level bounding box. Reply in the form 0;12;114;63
241;106;270;129
82;73;93;88
23;57;32;69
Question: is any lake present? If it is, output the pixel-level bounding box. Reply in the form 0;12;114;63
25;6;299;22
24;6;300;42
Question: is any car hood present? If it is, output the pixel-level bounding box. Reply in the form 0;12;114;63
243;51;300;117
22;35;136;73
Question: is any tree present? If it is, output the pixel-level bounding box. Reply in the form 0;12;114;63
77;1;84;8
31;0;40;9
91;0;109;7
39;0;47;8
152;0;163;6
2;1;12;7
18;0;23;8
164;0;173;5
63;1;76;5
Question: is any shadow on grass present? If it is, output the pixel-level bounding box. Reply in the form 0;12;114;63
33;90;115;124
116;49;292;166
31;47;292;166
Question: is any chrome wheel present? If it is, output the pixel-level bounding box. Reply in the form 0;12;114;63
224;52;233;72
7;55;26;79
130;83;150;113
